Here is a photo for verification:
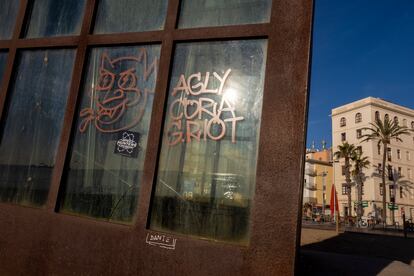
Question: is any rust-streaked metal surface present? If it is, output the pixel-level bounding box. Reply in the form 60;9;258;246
0;0;313;275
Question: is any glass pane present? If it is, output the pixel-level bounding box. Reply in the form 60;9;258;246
149;39;267;244
93;0;168;34
60;45;160;223
0;0;20;39
178;0;272;29
24;0;86;38
0;52;8;80
0;49;75;206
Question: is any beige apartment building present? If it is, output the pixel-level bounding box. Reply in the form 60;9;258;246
303;148;333;217
332;97;414;224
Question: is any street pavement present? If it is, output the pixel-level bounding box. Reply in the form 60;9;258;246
299;228;414;275
299;249;414;275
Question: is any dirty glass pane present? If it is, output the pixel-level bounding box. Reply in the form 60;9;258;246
178;0;272;29
149;40;267;244
93;0;168;34
24;0;86;38
60;45;160;223
0;52;7;81
0;49;75;206
0;0;20;39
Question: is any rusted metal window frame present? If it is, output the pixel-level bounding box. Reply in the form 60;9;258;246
0;0;313;274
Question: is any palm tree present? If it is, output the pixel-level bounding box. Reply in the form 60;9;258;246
334;142;356;220
361;116;412;223
351;150;370;223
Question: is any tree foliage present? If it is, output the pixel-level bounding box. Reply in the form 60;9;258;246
351;150;370;221
334;142;355;218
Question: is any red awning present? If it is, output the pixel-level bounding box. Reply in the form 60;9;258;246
330;184;339;217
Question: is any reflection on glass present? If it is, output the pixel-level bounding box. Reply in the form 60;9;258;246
24;0;86;38
178;0;272;29
93;0;168;34
61;45;160;223
150;40;267;244
0;52;8;81
0;0;20;39
0;49;75;206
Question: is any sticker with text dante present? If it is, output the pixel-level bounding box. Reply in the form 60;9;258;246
145;232;177;250
114;131;140;158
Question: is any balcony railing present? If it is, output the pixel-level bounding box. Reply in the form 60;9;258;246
305;183;317;191
305;168;317;177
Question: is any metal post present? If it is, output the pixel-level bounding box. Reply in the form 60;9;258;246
322;171;326;222
403;214;407;239
334;189;339;233
332;160;339;234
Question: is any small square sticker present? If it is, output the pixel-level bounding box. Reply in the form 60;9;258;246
114;131;140;158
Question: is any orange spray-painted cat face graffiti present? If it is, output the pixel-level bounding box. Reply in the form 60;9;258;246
79;48;158;133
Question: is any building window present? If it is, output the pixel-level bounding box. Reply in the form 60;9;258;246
398;167;402;177
411;121;414;129
388;165;393;181
400;186;404;199
0;1;19;40
380;183;384;196
378;144;381;155
410;188;414;200
375;111;380;121
94;0;169;34
355;112;362;123
387;148;392;161
361;183;365;195
24;1;87;38
0;53;7;80
397;149;401;159
340;117;346;127
403;119;407;127
384;114;389;121
60;45;161;223
178;0;272;28
408;168;412;179
341;165;346;176
0;49;76;206
342;184;347;195
377;163;382;174
149;39;268;242
394;116;399;125
389;185;395;199
407;151;411;161
341;132;346;141
356;129;362;139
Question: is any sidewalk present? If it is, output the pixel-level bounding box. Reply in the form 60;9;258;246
300;228;414;275
345;225;414;238
299;249;414;275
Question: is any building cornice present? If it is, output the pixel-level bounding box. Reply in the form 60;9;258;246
331;97;414;118
305;158;332;166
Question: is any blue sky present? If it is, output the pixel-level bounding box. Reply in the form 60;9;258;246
307;0;414;149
